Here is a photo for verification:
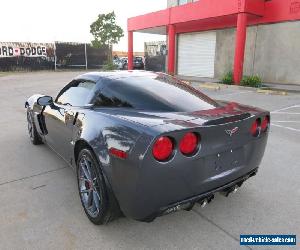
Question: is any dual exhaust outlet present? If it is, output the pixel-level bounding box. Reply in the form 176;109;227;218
160;169;257;220
198;183;241;208
162;181;245;216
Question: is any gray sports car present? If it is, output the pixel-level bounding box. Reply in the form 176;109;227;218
25;71;270;224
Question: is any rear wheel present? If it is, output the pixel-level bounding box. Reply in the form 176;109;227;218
26;110;43;145
76;148;121;225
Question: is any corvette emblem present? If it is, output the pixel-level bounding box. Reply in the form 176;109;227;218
225;127;239;137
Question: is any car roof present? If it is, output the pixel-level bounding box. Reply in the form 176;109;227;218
74;71;160;82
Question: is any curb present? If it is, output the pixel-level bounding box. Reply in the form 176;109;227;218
198;83;221;91
192;82;290;95
256;89;288;96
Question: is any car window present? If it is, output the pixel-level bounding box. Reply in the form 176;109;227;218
56;80;96;106
93;74;219;112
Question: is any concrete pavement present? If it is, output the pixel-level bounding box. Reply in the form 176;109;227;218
0;72;299;250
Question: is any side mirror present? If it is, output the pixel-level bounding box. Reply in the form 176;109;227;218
37;96;53;106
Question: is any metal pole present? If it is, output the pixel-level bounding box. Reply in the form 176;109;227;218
54;42;57;71
167;24;176;75
128;31;134;70
233;13;248;84
84;43;88;70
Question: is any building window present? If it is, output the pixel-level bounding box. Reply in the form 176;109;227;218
178;0;188;5
177;0;197;6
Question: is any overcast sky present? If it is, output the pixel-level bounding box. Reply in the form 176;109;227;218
0;0;166;51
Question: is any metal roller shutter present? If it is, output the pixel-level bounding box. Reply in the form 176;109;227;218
177;31;216;78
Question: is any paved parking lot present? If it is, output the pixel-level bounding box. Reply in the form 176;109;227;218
0;72;299;250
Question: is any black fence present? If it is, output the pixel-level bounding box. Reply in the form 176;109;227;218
0;42;55;71
55;42;109;69
144;41;166;72
0;42;109;71
86;44;109;68
0;56;55;71
145;55;166;72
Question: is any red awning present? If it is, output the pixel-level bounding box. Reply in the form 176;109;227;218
128;0;265;33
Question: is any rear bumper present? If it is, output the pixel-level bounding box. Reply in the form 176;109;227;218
143;168;258;222
133;64;144;69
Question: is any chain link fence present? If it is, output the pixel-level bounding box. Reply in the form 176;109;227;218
55;42;109;69
0;42;55;71
144;41;167;72
0;42;109;71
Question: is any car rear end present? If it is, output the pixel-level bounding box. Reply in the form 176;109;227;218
113;110;270;221
133;57;144;69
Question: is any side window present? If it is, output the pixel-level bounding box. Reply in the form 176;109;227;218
93;85;133;108
92;80;174;111
56;80;96;106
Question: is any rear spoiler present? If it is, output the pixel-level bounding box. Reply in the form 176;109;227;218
203;113;251;126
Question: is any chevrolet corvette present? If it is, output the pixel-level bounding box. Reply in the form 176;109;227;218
25;71;270;224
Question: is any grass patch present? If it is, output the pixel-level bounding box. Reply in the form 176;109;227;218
102;61;118;71
241;75;262;88
221;71;233;85
221;72;263;88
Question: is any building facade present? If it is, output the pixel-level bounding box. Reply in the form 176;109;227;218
128;0;300;84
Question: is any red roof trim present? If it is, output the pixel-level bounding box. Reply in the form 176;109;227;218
128;0;300;32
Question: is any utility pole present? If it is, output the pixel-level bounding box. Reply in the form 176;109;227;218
84;43;88;70
54;42;57;71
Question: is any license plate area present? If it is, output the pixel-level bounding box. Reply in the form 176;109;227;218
205;147;245;172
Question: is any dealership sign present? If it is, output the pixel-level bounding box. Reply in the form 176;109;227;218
0;42;54;57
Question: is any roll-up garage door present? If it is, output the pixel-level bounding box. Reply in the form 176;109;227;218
177;31;216;78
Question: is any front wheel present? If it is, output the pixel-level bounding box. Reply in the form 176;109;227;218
26;110;43;145
77;148;121;225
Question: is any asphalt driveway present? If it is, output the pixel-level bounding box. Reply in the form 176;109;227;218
0;72;299;250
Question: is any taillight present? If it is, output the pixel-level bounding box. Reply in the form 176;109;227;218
179;132;199;156
261;115;270;132
250;119;261;137
152;136;174;161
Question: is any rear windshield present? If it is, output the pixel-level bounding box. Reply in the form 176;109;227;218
93;74;219;112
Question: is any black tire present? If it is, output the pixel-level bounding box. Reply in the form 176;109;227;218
76;148;121;225
26;110;43;145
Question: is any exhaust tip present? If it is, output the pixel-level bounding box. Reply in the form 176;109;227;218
200;199;208;208
233;185;239;194
220;184;241;197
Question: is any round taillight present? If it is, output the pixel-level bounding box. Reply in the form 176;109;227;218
179;132;199;156
250;119;261;137
261;116;270;132
152;136;174;161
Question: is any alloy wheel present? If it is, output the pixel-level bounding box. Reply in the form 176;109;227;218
78;155;101;218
